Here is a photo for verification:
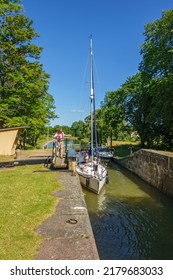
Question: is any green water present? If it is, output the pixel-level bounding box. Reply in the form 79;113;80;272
83;161;173;260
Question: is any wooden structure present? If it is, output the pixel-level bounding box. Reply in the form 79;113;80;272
67;148;77;174
51;148;77;171
0;126;26;156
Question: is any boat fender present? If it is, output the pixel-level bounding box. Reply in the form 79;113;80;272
86;177;90;188
106;172;109;184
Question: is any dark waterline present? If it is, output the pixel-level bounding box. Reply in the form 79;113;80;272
83;161;173;260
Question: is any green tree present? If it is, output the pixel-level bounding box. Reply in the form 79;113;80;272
101;88;128;144
53;125;71;135
122;73;153;147
0;0;57;145
139;10;173;148
71;120;86;138
99;10;173;149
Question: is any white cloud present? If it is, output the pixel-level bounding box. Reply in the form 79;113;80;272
70;109;85;113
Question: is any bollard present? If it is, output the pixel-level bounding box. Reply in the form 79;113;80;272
15;149;21;160
67;148;77;175
71;161;77;176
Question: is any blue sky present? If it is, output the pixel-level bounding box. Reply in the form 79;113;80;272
22;0;172;127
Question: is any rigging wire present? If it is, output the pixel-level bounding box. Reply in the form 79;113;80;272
79;46;102;122
79;52;90;122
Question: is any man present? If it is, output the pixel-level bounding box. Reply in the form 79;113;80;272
53;128;64;158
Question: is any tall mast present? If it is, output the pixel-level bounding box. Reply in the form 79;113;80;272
90;35;94;161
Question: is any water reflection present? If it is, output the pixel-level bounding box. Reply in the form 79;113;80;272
83;161;173;260
46;139;81;150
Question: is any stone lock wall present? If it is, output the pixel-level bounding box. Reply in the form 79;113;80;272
118;149;173;198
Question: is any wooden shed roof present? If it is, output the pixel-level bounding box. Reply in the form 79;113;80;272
0;126;27;132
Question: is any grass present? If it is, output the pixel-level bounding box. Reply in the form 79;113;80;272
0;164;62;260
111;140;173;157
112;140;141;157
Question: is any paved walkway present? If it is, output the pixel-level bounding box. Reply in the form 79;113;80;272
35;170;99;260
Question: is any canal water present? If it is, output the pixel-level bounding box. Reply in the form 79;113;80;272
83;161;173;260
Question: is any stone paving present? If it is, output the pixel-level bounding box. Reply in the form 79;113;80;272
35;170;99;260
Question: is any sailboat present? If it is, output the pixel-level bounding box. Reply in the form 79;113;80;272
76;36;108;194
98;147;114;160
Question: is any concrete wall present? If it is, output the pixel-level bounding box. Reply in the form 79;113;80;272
115;149;173;198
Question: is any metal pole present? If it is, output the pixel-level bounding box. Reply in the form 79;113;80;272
90;35;94;161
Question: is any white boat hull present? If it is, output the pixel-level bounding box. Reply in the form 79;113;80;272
76;164;107;194
99;152;113;160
